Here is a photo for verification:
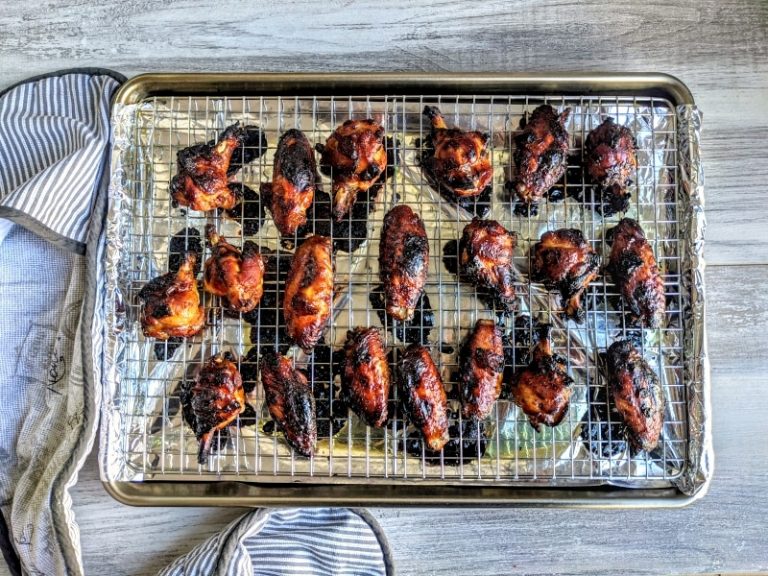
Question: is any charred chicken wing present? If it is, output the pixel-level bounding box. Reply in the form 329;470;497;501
511;327;573;431
585;117;637;216
181;352;245;464
531;228;600;323
606;339;664;452
284;235;334;351
203;226;265;313
379;205;429;322
511;105;571;213
459;319;504;420
261;129;317;236
260;351;317;457
421;105;493;198
138;252;205;340
459;218;517;310
606;218;666;328
341;327;391;428
398;344;449;452
318;119;387;221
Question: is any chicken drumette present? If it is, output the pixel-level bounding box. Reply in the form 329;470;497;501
459;319;504;420
318;119;387;221
284;235;334;352
510;105;571;214
531;228;600;323
585;117;638;216
421;105;493;198
203;226;265;313
606;339;664;452
138;252;205;340
180;352;245;464
379;205;429;322
510;326;573;430
398;344;449;452
458;218;517;310
261;129;318;236
341;327;391;428
606;218;666;328
260;351;317;457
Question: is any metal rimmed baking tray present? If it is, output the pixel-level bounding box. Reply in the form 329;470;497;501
101;73;710;507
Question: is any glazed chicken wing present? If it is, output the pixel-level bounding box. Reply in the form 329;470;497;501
459;319;504;420
284;235;334;351
606;218;666;328
458;218;517;310
260;351;317;457
341;327;391;428
531;228;600;323
585;117;637;216
379;205;429;321
261;129;317;236
138;252;205;340
421;105;493;198
606;340;664;452
181;352;245;464
203;226;265;313
511;104;571;214
318;119;387;221
510;326;573;431
398;344;449;451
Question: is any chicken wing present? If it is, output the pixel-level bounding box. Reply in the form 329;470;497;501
180;352;245;464
585;117;637;216
531;228;600;322
421;105;493;198
138;252;205;340
341;327;391;428
379;205;429;321
398;344;449;451
203;226;265;313
606;339;664;452
260;351;317;457
459;319;504;420
284;235;334;351
511;105;571;214
510;326;573;430
606;218;666;328
458;217;517;310
318;119;387;221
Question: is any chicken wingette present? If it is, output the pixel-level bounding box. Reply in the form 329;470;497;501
458;218;517;310
585;117;637;216
341;327;391;428
203;226;265;313
459;319;504;420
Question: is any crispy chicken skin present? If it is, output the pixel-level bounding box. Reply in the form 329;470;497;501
606;340;664;452
138;252;205;340
531;228;600;323
318;119;387;221
261;129;317;236
182;352;245;464
606;218;666;328
170;123;250;212
422;106;493;198
379;205;429;321
512;105;571;211
459;320;504;420
459;218;517;310
511;327;573;431
341;327;391;428
203;226;265;313
398;344;450;451
585;117;637;216
284;235;334;352
260;351;317;457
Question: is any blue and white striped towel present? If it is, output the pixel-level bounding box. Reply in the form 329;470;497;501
0;70;393;576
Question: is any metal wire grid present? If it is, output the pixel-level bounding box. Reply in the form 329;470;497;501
113;93;687;486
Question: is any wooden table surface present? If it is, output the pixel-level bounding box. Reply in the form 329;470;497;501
1;1;767;574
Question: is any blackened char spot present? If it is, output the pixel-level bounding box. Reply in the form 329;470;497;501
580;379;628;458
302;345;348;437
403;418;487;465
297;188;375;253
370;284;434;345
442;239;459;275
222;184;265;236
168;227;203;274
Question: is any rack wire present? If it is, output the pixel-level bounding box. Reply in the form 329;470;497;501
113;92;687;487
